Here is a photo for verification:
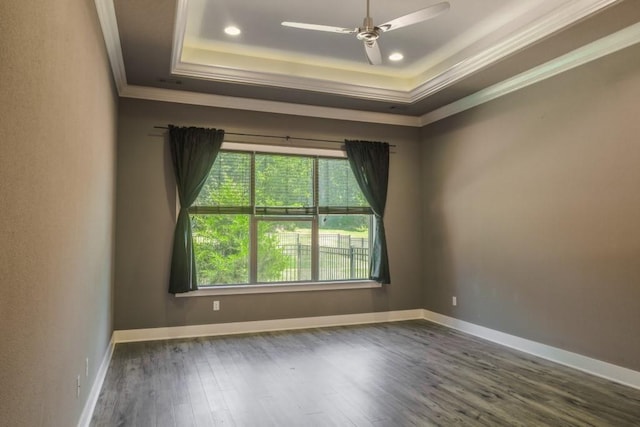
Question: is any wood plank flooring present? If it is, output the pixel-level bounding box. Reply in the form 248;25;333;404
91;320;640;426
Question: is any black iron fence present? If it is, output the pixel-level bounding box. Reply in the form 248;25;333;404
193;231;369;282
275;233;369;281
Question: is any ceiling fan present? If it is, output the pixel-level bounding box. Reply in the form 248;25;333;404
281;0;450;65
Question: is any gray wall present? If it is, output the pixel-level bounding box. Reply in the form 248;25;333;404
114;99;423;330
420;44;640;371
0;1;117;426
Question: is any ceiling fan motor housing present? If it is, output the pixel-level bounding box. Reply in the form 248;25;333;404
357;17;380;42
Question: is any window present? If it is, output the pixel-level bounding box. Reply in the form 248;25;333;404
190;146;373;287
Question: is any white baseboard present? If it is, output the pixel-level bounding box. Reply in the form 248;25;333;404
77;336;116;427
112;309;424;343
421;309;640;390
108;308;639;394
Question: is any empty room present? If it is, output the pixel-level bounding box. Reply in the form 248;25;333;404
2;0;640;426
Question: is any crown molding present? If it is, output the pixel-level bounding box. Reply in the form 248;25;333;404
94;0;127;93
171;0;410;103
96;0;636;129
172;61;412;104
420;20;640;126
171;0;411;103
170;0;618;105
170;0;188;75
120;85;422;127
409;0;619;103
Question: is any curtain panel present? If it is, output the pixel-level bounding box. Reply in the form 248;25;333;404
345;140;391;284
168;126;224;294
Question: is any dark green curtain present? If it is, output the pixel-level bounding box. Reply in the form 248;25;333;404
169;126;224;294
345;140;390;284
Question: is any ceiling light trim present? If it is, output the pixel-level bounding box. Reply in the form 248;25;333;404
420;21;640;126
120;85;421;127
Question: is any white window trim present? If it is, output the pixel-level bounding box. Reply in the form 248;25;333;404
175;141;375;297
175;280;381;297
222;142;346;158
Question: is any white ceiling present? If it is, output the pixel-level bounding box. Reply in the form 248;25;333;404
100;0;640;124
182;0;516;74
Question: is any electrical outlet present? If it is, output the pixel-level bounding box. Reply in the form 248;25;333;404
452;296;457;306
213;300;220;311
76;375;81;398
85;358;89;377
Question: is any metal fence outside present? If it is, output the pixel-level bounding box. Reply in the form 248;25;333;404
275;233;369;281
193;231;369;282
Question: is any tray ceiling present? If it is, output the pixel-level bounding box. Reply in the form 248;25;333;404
101;0;640;123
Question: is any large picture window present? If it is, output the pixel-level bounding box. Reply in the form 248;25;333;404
190;147;373;287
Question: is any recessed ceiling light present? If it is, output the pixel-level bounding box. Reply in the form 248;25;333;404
389;52;404;62
224;26;241;36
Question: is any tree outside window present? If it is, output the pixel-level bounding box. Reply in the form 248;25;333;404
190;149;372;286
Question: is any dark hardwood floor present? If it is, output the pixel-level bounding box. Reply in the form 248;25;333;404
91;320;640;426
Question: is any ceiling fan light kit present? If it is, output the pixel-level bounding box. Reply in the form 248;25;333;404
281;0;450;65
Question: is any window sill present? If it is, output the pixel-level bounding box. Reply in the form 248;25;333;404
174;280;381;297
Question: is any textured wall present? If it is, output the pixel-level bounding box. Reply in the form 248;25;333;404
420;44;640;371
0;1;117;426
114;98;423;330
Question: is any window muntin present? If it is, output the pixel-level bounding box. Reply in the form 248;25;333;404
190;148;372;287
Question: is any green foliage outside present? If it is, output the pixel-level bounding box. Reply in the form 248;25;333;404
191;214;251;284
255;154;312;207
318;158;370;231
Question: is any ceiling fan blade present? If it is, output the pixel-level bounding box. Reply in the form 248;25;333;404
364;40;382;65
378;2;450;32
281;22;357;34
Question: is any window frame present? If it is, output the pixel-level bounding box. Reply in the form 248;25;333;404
176;142;380;297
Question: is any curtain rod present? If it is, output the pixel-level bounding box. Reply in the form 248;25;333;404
153;126;396;147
